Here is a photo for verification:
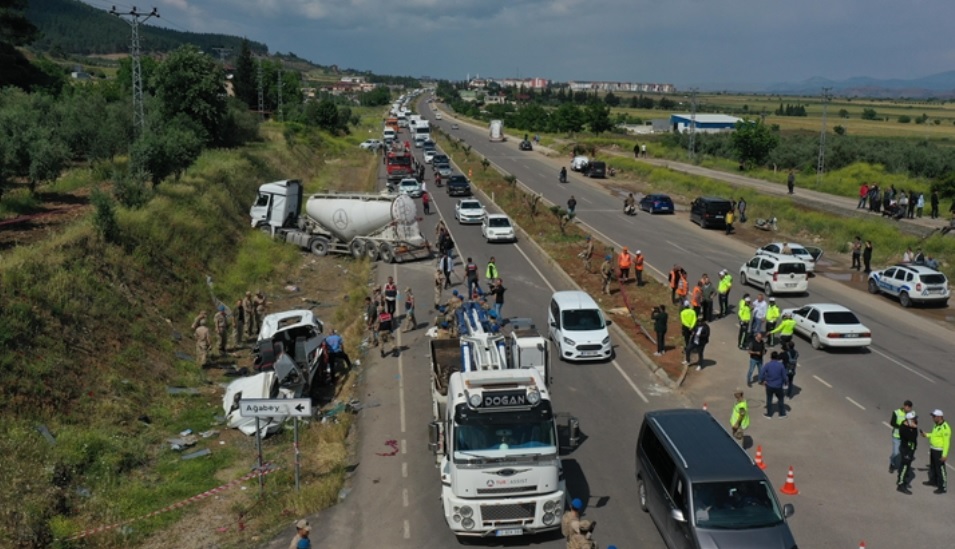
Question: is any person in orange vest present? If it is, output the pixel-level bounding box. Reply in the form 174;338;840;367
634;250;645;286
690;280;704;316
668;264;682;303
618;247;634;283
675;269;689;303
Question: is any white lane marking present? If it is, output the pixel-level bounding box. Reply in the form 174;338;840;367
882;421;892;429
846;397;866;410
870;348;936;384
394;264;407;435
403;488;409;507
611;360;650;403
402;461;408;478
813;375;832;388
577;195;594;204
404;520;410;539
402;439;407;455
666;240;691;255
513;244;557;293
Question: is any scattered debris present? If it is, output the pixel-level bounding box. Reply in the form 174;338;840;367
171;331;182;342
75;486;91;498
35;424;56;445
285;285;300;292
347;399;380;412
174;351;193;362
199;429;219;439
607;307;630;316
338;487;352;501
168;435;198;451
167;386;201;396
179;429;193;437
182;448;211;460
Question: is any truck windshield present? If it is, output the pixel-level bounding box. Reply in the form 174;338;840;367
692;481;784;530
453;406;556;459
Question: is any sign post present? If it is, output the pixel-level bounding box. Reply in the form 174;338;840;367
239;399;313;495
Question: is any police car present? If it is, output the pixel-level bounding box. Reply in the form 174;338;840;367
867;264;950;308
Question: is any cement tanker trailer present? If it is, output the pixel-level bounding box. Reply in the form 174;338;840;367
250;179;432;263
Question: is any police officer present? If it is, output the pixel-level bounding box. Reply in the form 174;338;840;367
252;290;267;336
717;270;733;318
765;297;781;347
383;276;398;315
679;300;697;350
377;306;395;358
325;329;352;378
243;291;255;338
579;237;595;273
561;498;583;540
770;311;796;347
737;295;752;349
897;411;918;494
731;388;750;442
889;400;914;473
485;257;499;284
921;409;950;494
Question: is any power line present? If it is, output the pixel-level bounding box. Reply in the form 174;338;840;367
110;5;159;140
816;87;832;185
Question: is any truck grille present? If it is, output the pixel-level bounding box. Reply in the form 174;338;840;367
477;486;538;495
577;344;602;351
481;502;536;522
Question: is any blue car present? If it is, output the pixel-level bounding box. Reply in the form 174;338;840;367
639;193;675;214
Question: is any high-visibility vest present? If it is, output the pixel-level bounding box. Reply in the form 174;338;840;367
719;274;733;294
676;275;688;297
680;308;697;330
892;408;907;439
486;262;498;280
771;318;796;336
634;254;644;271
669;270;680;289
738;304;751;322
618;252;632;269
691;286;703;307
766;305;781;323
732;400;750;430
926;421;951;458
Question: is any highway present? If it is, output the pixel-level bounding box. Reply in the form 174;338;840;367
269;101;953;549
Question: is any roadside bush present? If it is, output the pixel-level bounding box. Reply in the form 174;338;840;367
90;188;119;243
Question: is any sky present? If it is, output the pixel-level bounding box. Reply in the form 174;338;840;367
86;0;955;89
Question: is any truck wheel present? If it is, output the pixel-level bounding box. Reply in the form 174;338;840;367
350;240;365;259
365;241;380;261
379;243;395;263
310;238;330;257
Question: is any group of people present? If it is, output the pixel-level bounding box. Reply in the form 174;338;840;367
191;290;267;369
365;276;417;358
858;183;954;221
889;400;949;496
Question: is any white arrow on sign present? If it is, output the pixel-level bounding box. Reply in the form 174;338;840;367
239;398;312;418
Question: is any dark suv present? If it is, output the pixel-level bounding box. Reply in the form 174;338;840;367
519;140;533;151
446;175;471;197
690;197;734;229
586;161;607;178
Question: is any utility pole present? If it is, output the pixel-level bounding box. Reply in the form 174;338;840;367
687;88;698;163
256;57;265;121
817;87;832;185
110;6;159;139
276;67;284;122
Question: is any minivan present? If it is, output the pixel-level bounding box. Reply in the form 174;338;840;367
547;291;612;361
739;255;809;296
636;410;796;549
689;197;734;229
587;161;607;179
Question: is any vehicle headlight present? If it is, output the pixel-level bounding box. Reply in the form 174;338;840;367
452;513;462;523
563;337;576;346
468;394;482;408
543;500;557;513
543;512;556;525
602;336;611;345
527;390;541;405
462;517;475;530
459;505;473;518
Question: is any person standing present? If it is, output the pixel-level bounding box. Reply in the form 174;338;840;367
433;268;444;310
897;412;919;494
365;297;379;347
485;257;499;285
288;519;311;549
731;389;750;442
746;332;765;387
907;190;917;219
403;288;417;332
916;193;925;218
440;252;454;289
717;270;732;318
191;310;208;331
652;305;668;356
641;143;647;158
700;273;715;322
561;498;583;540
618;247;633;284
857;183;869;209
214;305;228;357
633;250;645;286
383;276;398;315
675;269;689;304
422;191;430;215
579;237;595;273
889;400;915;473
737;197;747;223
930;189;940;219
737;295;752;349
194;318;211;369
679;300;697;351
690;280;704;317
764;297;780;347
567;195;577;215
243;291;255;338
782;341;799;398
465;257;479;296
851;236;862;271
724;209;735;234
252;290;267;337
633;143;640;159
769;311;796;348
490;279;506;318
233;299;245;350
863;240;874;273
759;352;788;419
685;320;709;370
787;169;795;194
324;329;352;378
600;255;614;295
921;410;950;494
668;264;681;303
377;306;395;358
750;294;768;338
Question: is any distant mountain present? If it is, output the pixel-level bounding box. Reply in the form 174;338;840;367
693;71;955;99
25;0;268;57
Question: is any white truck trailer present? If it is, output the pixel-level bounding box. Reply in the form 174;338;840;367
250;179;432;263
489;119;504;142
428;303;564;539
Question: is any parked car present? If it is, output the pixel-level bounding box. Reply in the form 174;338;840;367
423;149;437;164
689;196;734;229
435;163;453;178
570;155;590;172
867;264;950;307
451;123;459;130
397;178;422;198
359;139;382;151
446;175;471;197
784;303;872;350
454;199;486;224
519;140;533;151
481;214;516;243
756;242;823;273
638;193;674;214
548;291;612;361
739;255;809;296
586;161;606;178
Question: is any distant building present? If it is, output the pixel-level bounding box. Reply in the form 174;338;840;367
670;114;742;133
568;81;676;93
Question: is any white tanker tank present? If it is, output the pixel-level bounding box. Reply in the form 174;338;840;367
250;179;432;263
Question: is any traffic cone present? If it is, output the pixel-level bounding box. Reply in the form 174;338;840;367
858;542;865;549
780;466;799;495
754;445;767;470
702;402;708;411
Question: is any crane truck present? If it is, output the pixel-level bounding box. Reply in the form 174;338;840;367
428;302;566;539
250;179;432;263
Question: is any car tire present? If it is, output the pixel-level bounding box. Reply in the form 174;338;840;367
899;291;912;308
867;280;880;294
740;272;749;287
811;333;822;350
764;282;773;297
638;478;649;512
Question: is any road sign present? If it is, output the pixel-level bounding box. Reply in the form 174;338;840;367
239;398;312;418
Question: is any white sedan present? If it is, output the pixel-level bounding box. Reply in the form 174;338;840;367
423;149;437;164
359;139;381;151
397;178;422;198
783;303;871;350
481;214;516;242
755;242;823;273
454;199;486;224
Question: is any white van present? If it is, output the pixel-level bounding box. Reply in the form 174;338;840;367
739;255;809;296
548;291;612;361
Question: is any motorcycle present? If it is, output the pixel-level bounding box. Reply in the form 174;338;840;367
624;204;637;216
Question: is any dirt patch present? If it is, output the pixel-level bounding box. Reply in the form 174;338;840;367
0;188;92;251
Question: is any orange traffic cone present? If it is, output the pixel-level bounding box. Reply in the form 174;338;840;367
702;402;708;411
754;445;767;470
781;466;799;495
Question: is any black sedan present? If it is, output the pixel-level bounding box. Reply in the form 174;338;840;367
446;175;472;197
639;193;675;214
519;140;533;151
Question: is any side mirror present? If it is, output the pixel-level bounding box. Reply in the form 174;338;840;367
605;320;613;326
549;321;557;328
783;503;795;518
428;422;442;454
669;508;686;523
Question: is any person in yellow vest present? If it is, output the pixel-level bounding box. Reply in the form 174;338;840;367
737;295;752;349
717;270;733;318
680;300;697;351
769;311;797;347
921;409;950;494
731;389;750;442
725;209;735;234
634;250;645;286
765;297;781;346
485;257;499;285
889;400;914;473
